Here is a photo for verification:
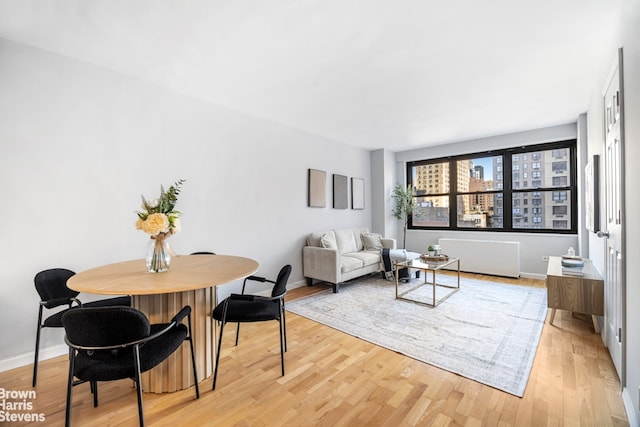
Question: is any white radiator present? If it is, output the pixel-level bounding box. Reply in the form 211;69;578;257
438;238;520;278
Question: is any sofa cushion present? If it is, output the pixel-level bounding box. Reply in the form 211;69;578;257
307;230;333;248
362;233;384;251
344;251;380;268
320;233;338;250
334;228;358;254
340;255;364;273
352;228;368;251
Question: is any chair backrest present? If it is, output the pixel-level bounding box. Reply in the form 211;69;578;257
62;306;151;348
34;268;78;303
190;251;216;255
271;265;292;298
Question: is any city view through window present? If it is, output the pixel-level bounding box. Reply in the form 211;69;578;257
408;144;575;232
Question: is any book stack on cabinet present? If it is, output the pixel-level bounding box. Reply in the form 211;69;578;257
561;256;585;276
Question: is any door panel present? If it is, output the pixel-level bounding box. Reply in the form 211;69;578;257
602;50;625;381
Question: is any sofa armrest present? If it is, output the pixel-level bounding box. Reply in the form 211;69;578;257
303;246;340;284
381;238;396;249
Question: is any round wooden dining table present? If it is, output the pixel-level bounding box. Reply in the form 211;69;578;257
67;254;259;393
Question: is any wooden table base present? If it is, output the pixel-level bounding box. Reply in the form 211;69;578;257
133;288;216;393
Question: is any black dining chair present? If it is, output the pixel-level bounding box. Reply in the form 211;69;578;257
190;251;216;255
32;268;131;387
211;264;292;390
61;305;199;427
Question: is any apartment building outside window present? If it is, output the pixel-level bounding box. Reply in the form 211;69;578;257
407;140;577;233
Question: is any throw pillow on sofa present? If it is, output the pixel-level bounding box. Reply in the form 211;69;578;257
320;233;338;250
362;233;384;251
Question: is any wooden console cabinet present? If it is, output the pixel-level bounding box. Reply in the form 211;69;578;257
546;256;604;333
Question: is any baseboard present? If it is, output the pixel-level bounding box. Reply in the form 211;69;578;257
288;279;306;290
622;387;638;427
0;344;67;373
520;272;546;281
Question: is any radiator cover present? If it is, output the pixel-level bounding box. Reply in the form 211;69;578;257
438;238;520;278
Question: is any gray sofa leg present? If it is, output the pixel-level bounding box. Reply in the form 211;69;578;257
306;277;314;286
332;283;340;293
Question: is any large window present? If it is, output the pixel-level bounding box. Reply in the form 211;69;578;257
411;161;451;227
407;140;577;233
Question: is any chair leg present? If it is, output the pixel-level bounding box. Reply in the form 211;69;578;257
91;381;98;407
187;312;200;399
133;346;145;427
235;323;240;346
212;320;226;390
282;307;287;352
278;318;285;376
65;348;75;427
33;306;44;387
188;336;200;399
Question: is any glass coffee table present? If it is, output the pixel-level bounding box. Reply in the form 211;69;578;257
394;257;460;307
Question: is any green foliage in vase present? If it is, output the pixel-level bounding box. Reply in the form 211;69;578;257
136;179;186;236
156;179;186;214
391;184;415;248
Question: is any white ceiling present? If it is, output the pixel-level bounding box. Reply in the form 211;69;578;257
0;0;618;151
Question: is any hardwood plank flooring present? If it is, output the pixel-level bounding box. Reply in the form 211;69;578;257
1;272;628;426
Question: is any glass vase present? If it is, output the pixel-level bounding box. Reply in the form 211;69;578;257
146;233;171;273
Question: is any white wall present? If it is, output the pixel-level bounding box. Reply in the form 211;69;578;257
392;124;580;277
0;39;373;368
371;149;398;239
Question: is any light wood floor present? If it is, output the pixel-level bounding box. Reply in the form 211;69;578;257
2;272;629;426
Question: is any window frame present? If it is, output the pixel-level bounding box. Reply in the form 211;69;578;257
406;139;578;234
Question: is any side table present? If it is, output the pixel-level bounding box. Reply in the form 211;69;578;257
546;256;604;333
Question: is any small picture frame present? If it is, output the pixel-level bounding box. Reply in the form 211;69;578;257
333;174;348;209
585;155;600;233
351;178;364;210
308;169;326;208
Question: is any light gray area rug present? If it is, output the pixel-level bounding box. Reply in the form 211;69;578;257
287;274;547;396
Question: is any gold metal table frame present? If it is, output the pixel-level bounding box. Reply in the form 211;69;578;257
394;257;460;307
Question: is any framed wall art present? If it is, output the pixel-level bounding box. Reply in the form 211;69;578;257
351;177;364;210
308;169;326;208
585;155;600;232
333;174;348;209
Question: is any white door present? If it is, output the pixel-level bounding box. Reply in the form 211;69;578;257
601;49;625;380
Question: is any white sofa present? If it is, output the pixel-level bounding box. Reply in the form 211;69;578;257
302;227;396;293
